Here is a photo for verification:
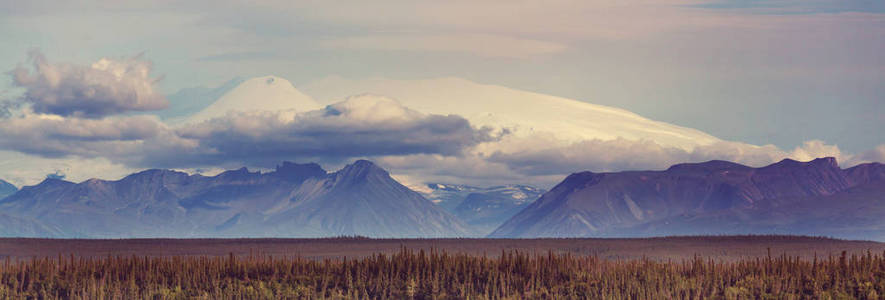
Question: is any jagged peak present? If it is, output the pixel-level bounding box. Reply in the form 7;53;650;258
344;159;385;172
334;160;390;181
763;157;840;170
214;167;257;179
810;157;839;168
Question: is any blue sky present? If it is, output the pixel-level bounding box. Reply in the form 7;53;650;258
0;0;882;187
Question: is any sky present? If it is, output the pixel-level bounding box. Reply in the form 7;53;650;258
0;0;882;188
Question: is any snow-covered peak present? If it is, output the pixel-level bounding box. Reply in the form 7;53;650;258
184;75;322;124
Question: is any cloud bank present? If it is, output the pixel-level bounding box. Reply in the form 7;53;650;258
0;52;881;187
0;113;165;158
162;95;496;167
0;55;496;174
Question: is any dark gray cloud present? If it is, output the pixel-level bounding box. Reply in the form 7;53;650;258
0;95;495;170
0;114;167;158
158;95;495;167
10;50;168;118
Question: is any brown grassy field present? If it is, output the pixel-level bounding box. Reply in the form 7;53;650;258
1;235;883;261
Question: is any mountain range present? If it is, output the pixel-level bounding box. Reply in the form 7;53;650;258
2;157;883;240
490;157;885;241
0;160;471;238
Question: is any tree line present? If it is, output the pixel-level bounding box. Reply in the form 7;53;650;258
0;248;883;299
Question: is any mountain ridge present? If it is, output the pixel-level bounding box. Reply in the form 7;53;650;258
490;157;885;239
0;160;470;238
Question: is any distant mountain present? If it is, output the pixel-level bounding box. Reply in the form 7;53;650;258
0;179;16;199
0;160;470;238
157;77;244;120
421;183;545;235
490;158;885;240
421;183;489;211
261;161;473;237
183;75;322;124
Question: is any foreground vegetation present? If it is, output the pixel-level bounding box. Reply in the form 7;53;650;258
1;248;884;299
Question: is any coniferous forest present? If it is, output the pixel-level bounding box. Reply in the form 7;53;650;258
1;248;884;299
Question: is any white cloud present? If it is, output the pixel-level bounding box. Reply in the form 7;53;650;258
788;140;848;163
10;50;168;118
302;77;721;150
0;150;135;187
852;145;885;165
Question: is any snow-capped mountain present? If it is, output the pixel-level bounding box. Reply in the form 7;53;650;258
421;183;545;235
183;75;322;124
421;183;486;211
158;77;245;120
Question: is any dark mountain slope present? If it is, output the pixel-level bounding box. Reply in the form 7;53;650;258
0;162;324;237
0;179;16;199
265;160;473;238
490;157;885;239
0;160;470;238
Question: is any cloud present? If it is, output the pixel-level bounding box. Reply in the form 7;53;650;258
0;150;135;187
854;145;885;164
487;136;866;176
0;111;169;158
787;140;846;162
691;0;885;14
165;95;496;167
10;50;168;118
0;90;494;174
321;34;568;58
